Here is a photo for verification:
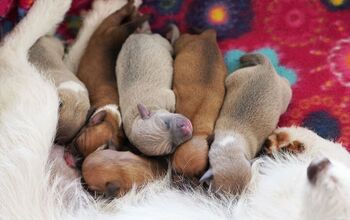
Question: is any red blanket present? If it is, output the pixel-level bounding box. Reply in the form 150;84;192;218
1;0;350;150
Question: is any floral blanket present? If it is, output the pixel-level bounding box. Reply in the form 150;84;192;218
1;0;350;150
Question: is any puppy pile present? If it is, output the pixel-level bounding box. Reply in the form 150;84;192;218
23;0;293;197
2;0;350;219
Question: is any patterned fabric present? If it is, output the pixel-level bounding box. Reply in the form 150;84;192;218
1;0;350;150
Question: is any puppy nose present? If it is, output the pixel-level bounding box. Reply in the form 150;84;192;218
64;150;76;168
307;158;331;184
176;119;193;137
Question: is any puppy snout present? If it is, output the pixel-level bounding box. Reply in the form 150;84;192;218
307;157;331;184
176;118;193;137
64;150;77;168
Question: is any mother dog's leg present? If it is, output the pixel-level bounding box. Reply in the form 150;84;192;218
64;0;142;73
0;0;73;219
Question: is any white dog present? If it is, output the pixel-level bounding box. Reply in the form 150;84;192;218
0;0;349;219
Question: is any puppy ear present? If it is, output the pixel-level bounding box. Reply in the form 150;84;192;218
166;24;180;45
86;106;97;120
199;168;214;185
137;103;151;119
89;110;107;126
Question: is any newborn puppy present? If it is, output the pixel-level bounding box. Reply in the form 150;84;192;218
200;53;292;194
171;28;227;177
82;149;166;197
116;29;193;156
73;0;148;157
29;36;90;144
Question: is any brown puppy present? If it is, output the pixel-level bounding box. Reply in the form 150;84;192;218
171;29;227;177
73;0;148;157
82;149;166;197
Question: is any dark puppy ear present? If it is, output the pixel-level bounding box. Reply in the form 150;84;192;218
89;110;107;126
137;103;151;119
86;106;97;120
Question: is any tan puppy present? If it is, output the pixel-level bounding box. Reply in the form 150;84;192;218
82;149;166;197
73;0;148;157
200;53;292;194
171;29;227;177
29;36;90;144
116;28;193;156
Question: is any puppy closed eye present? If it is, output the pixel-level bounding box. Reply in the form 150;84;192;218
164;121;170;129
59;101;64;110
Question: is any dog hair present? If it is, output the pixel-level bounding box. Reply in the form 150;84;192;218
0;0;83;218
29;36;90;144
116;31;193;156
171;28;227;177
72;0;147;157
200;53;292;193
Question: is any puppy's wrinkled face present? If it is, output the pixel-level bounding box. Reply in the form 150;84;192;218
130;103;192;156
74;110;116;157
56;87;90;144
303;157;350;219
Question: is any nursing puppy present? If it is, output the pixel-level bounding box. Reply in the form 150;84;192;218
116;30;193;156
82;149;166;197
73;0;147;157
200;53;292;193
29;36;90;144
171;29;227;177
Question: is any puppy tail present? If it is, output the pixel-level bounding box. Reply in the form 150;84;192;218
1;0;71;56
239;53;272;68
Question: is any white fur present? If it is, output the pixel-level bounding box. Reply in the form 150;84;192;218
58;80;86;93
64;0;142;74
93;104;122;127
219;136;236;147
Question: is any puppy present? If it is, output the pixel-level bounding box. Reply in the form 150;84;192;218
73;0;147;157
200;53;292;193
171;28;227;177
29;36;90;144
116;29;193;156
82;149;166;197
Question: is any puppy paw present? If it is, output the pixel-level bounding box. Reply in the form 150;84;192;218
263;129;305;155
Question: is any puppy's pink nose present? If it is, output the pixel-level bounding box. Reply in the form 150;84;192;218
307;158;331;184
177;119;193;137
64;150;76;168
